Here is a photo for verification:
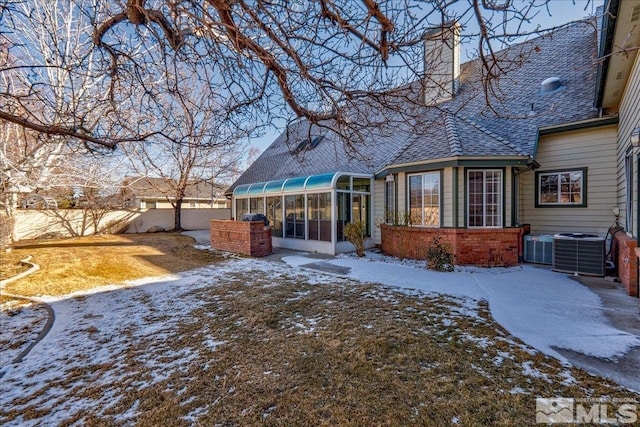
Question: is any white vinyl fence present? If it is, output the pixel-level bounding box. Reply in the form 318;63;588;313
11;208;231;241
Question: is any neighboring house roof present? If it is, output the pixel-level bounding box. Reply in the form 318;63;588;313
230;19;599;192
123;177;228;200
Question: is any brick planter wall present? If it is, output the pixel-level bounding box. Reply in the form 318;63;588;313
380;224;523;267
210;220;272;257
611;229;638;297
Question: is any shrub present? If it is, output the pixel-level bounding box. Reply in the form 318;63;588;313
344;221;367;257
426;236;454;272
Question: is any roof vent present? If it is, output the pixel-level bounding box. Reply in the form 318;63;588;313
292;135;324;153
539;77;565;95
309;135;324;149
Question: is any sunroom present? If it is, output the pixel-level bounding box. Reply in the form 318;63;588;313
232;172;374;254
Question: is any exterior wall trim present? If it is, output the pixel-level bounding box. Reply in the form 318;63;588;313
375;157;531;179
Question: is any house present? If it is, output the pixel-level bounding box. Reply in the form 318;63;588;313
227;1;640;291
592;0;640;296
122;176;230;209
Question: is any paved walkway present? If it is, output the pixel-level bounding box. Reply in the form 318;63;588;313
181;230;211;245
184;230;640;391
565;275;640;392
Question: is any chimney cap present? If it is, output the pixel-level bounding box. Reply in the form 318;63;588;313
422;20;460;39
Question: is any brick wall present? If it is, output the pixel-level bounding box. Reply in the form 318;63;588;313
210;220;272;257
611;229;638;297
380;224;523;267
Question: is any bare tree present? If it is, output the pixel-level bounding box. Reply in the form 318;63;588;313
122;70;249;230
2;0;606;152
0;1;122;148
0;1;124;220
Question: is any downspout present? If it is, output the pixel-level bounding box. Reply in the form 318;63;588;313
512;167;524;263
517;227;524;263
513;159;539;263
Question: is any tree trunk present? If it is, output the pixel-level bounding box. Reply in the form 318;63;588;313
174;198;184;231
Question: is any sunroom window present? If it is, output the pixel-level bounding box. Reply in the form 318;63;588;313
233;172;372;245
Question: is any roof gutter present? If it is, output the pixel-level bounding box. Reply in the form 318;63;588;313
375;156;534;179
595;0;620;108
538;116;619;135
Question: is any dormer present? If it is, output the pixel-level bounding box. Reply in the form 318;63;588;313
423;21;461;105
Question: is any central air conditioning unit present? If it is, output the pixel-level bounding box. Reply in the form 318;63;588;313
523;235;553;264
552;233;606;276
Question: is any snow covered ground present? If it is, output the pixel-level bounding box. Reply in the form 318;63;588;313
1;242;639;425
282;252;640;374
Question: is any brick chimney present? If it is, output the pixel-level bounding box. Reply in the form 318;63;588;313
423;21;461;105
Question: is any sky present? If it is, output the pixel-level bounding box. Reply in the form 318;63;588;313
246;0;598;155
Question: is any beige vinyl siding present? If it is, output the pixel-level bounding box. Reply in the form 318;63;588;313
456;167;465;227
442;168;454;227
520;125;618;236
373;178;385;244
505;166;513;227
616;53;640;237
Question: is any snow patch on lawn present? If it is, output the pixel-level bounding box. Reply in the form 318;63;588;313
283;253;640;362
0;301;48;364
0;262;259;425
2;251;639;425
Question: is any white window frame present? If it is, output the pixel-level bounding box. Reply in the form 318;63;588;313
467;169;503;228
407;171;441;227
385;176;396;224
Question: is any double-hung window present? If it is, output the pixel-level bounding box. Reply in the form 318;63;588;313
385;177;396;223
408;171;440;226
467;170;502;227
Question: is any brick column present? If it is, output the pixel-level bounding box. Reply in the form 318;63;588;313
210;220;272;257
612;230;638;297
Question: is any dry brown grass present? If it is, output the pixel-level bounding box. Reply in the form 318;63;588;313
1;236;638;425
0;252;30;280
1;233;225;296
3;263;637;426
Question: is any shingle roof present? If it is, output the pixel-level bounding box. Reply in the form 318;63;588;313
123;177;227;200
229;19;598;192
